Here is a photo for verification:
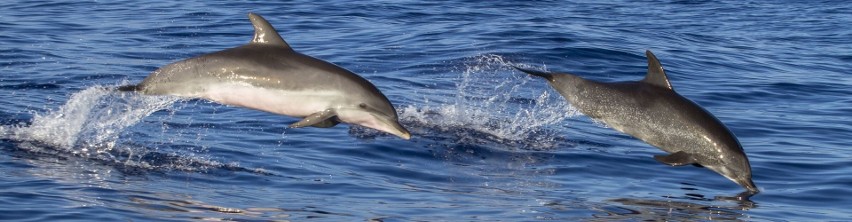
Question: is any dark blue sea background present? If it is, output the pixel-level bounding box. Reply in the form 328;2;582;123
1;1;850;221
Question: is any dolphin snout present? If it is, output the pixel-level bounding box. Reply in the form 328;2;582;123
739;178;759;193
363;112;410;140
388;120;411;140
399;131;411;140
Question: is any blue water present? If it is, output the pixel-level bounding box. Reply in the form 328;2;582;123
1;1;850;221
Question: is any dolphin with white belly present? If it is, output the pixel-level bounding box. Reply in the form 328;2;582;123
515;50;757;192
119;13;410;139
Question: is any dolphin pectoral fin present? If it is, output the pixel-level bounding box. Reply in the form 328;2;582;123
310;119;340;128
289;109;338;128
653;151;696;166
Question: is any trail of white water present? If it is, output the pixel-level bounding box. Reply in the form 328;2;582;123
397;54;578;149
1;86;179;156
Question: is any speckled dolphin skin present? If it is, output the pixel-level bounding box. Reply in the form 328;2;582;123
516;50;756;193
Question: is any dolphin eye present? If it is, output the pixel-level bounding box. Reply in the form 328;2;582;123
359;103;367;108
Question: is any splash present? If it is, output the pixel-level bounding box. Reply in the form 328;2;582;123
3;86;178;155
0;86;272;174
398;54;578;149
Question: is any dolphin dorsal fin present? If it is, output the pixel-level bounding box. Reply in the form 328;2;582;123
247;13;291;48
642;50;673;90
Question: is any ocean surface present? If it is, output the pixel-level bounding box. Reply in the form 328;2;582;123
1;1;850;221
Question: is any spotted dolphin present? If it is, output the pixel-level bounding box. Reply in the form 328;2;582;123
119;13;410;139
515;50;757;192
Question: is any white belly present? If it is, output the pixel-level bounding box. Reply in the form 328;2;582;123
191;82;343;117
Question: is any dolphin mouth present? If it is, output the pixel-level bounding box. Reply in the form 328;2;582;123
739;178;759;193
386;119;411;140
398;130;412;140
370;113;411;140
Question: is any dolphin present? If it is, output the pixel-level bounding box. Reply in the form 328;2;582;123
119;13;410;139
515;50;757;192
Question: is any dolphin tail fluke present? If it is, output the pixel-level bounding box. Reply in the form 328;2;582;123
513;66;554;81
116;84;140;92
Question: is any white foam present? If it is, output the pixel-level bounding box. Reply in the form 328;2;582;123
397;54;578;149
4;85;179;156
